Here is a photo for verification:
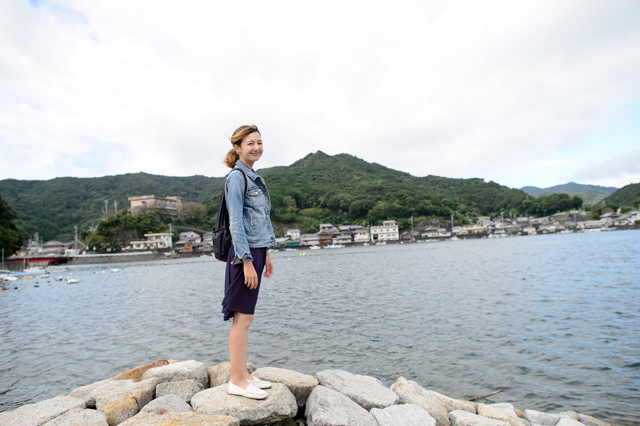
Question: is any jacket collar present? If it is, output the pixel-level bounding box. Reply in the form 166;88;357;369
235;160;260;181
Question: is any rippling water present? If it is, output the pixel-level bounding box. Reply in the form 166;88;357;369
1;231;639;424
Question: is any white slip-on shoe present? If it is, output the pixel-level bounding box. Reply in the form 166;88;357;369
248;376;272;389
227;381;268;399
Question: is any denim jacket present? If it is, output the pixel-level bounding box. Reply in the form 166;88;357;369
225;160;277;264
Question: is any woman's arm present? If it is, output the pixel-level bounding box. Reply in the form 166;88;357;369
226;171;252;265
264;250;274;278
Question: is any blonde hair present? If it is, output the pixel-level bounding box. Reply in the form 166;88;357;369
223;124;261;168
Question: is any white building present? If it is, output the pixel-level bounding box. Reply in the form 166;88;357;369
286;229;301;239
354;229;370;243
370;220;399;241
145;233;173;249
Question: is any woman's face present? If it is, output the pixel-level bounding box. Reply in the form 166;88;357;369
236;131;263;165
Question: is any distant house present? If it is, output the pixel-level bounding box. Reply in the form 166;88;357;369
179;231;201;243
422;227;450;238
353;229;370;243
275;237;300;247
335;234;352;244
176;240;194;253
128;195;182;215
145;233;173;249
300;234;320;246
319;223;338;234
370;220;399;241
286;229;301;239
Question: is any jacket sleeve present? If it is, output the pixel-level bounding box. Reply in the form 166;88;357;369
225;171;253;264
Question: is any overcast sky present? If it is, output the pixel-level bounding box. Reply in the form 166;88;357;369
1;0;639;189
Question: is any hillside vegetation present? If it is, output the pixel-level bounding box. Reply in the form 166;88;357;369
604;183;640;207
521;182;618;206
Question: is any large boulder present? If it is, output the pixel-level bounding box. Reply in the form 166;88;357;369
305;385;377;426
118;412;240;426
140;394;194;414
424;389;475;414
449;410;511;426
70;380;111;407
191;383;297;425
524;410;570;426
0;395;86;426
485;404;519;420
252;367;318;407
578;413;614;426
42;408;108;426
478;404;527;426
142;360;208;389
156;379;204;402
371;403;436;426
390;377;450;426
207;362;257;388
315;369;398;410
556;419;584;426
110;360;169;382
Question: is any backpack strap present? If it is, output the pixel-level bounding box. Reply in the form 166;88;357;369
229;167;249;198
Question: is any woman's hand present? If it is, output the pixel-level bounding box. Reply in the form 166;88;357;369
264;251;274;278
243;260;259;289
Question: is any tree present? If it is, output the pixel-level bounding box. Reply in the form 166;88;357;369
0;195;24;258
181;202;207;221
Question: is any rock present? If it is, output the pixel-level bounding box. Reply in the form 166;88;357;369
557;412;580;421
252;367;318;407
390;377;450;426
140;394;194;414
191;383;297;425
271;420;299;426
142;360;209;389
42;408;108;426
70;380;111;408
118;412;240;426
514;408;525;419
449;410;511;426
524;410;569;426
207;362;257;388
0;394;86;426
315;369;398;410
578;413;614;426
371;403;436;426
425;390;475;414
156;379;204;402
556;419;584;426
305;385;377;426
485;404;519;420
110;360;169;382
102;396;139;426
478;404;527;426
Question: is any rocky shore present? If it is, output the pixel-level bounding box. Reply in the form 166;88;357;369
0;359;619;426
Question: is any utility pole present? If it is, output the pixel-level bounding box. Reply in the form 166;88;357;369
411;216;414;242
501;211;504;223
114;200;118;216
2;248;4;270
104;200;109;221
451;214;454;231
74;226;78;254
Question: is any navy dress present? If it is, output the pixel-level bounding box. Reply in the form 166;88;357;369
221;244;267;321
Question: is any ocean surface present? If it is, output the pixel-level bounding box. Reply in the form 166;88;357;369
1;230;639;424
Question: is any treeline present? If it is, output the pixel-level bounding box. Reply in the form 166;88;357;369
80;212;170;252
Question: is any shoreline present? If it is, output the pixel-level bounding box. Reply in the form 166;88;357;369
0;359;625;426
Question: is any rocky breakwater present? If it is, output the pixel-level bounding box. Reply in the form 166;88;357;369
0;360;620;426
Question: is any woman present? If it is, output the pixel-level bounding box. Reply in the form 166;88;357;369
221;124;276;400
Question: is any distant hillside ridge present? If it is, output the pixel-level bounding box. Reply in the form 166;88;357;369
521;182;618;206
604;183;640;206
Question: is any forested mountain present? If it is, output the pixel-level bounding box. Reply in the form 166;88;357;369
1;151;578;241
604;183;640;207
521;182;618;206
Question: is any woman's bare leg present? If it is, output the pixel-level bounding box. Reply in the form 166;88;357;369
229;312;254;389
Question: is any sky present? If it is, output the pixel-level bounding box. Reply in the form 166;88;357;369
1;0;640;190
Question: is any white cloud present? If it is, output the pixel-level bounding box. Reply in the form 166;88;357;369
1;0;640;187
571;150;640;184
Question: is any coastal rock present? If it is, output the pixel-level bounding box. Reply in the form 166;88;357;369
101;396;140;426
118;412;240;426
110;360;169;382
478;404;527;426
207;362;257;388
524;410;569;426
140;394;193;414
42;408;108;426
557;412;580;421
485;404;519;420
370;403;436;426
514;408;526;419
271;420;299;426
252;367;318;406
156;379;204;402
449;410;511;426
578;413;614;426
87;378;161;425
70;379;111;408
0;394;86;426
191;383;297;425
556;419;584;426
390;377;450;426
315;369;399;410
142;360;209;389
426;389;475;413
305;385;377;426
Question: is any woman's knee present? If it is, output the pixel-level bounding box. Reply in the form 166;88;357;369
232;313;254;328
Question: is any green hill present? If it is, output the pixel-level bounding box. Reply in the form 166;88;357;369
604;183;640;206
521;182;618;206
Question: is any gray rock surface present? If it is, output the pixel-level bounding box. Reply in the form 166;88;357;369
316;369;399;410
69;379;110;408
486;404;519;420
118;412;240;426
156;379;204;402
142;360;209;388
191;383;297;425
556;419;584;426
110;360;169;382
390;377;450;426
524;410;569;426
557;412;580;421
371;403;436;426
426;389;475;413
252;367;318;407
449;410;511;426
42;408;108;426
0;394;86;426
84;378;160;425
207;362;257;388
140;394;194;414
578;413;614;426
305;385;377;426
478;404;527;426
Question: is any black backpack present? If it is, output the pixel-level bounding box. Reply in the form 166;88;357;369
212;167;248;261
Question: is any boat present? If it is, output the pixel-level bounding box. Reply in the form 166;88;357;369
285;248;298;252
54;276;63;281
362;242;370;246
375;241;387;246
67;278;79;284
451;236;460;241
3;276;18;282
324;244;345;249
309;246;321;250
110;268;119;273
